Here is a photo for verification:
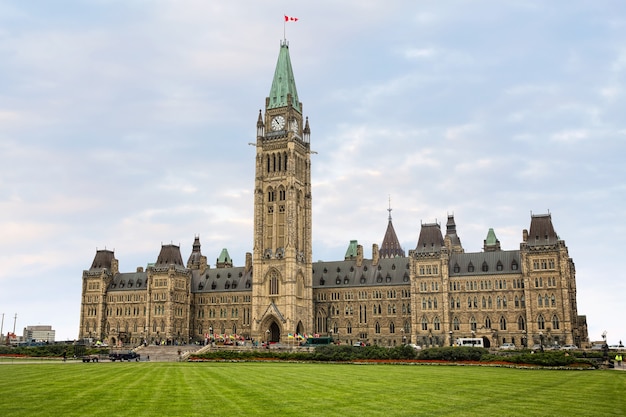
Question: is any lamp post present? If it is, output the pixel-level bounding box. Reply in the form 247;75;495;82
449;331;453;347
265;329;270;347
209;326;213;347
522;330;527;348
401;328;406;345
539;331;544;352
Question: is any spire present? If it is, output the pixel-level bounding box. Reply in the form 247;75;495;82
187;235;204;269
216;248;233;268
483;228;501;252
444;214;463;252
268;41;301;113
380;201;405;258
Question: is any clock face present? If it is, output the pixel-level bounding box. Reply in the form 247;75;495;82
271;115;286;131
289;119;298;132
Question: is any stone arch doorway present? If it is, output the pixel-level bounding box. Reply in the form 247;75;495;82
296;321;304;336
482;336;491;348
267;321;280;343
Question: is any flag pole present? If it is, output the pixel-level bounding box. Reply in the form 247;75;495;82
283;15;286;42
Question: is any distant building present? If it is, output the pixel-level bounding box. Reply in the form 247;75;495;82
23;325;55;343
79;40;588;349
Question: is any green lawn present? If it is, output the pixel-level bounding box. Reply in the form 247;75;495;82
0;362;624;416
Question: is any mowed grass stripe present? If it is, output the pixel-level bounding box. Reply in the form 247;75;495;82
1;362;624;416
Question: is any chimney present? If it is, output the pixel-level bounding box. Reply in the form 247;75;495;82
245;252;252;272
372;244;379;267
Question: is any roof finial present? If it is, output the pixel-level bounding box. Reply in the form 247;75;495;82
387;195;392;222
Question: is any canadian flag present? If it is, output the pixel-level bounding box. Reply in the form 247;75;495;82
284;15;298;22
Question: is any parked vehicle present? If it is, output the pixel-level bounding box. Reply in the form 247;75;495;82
109;351;140;362
408;344;422;351
499;343;516;350
455;338;484;348
561;345;578;350
82;354;99;363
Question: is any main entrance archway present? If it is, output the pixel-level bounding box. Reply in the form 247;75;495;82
268;322;280;343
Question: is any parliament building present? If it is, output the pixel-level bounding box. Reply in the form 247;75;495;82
79;41;588;349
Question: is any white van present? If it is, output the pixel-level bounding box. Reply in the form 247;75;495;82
455;338;484;348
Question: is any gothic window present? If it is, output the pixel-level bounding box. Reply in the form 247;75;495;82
434;317;441;331
468;262;474;272
468;297;472;308
537;315;545;330
482;297;486;308
470;316;477;332
515;296;519;308
450;297;455;310
544;294;549;306
497;297;501;308
538;294;543;307
269;272;279;295
473;297;478;308
482;261;488;272
375;322;381;334
500;316;507;331
496;261;503;271
488;297;493;309
511;260;518;270
551;294;556;307
456;297;461;309
517;316;525;331
552;315;560;330
521;295;526;308
485;317;492;329
421;317;428;331
453;317;460;331
502;297;507;308
347;322;352;334
389;322;395;333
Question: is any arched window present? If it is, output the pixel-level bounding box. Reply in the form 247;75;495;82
389;322;395;333
453;317;460;331
488;297;493;309
499;316;507;331
421;316;428;331
538;294;543;307
552;315;560;330
485;317;492;329
375;322;381;334
470;316;477;331
537;315;545;330
434;317;441;331
482;261;488;272
517;316;525;331
450;297;455;310
269;272;279;295
551;294;556;307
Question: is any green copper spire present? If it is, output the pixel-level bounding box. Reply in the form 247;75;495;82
268;41;301;113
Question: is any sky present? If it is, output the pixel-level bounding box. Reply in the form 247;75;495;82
1;0;624;344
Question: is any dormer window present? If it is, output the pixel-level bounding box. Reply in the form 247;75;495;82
468;262;474;273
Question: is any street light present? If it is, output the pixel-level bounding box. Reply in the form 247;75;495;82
401;328;406;345
449;331;453;347
539;331;544;352
209;326;213;347
522;330;527;348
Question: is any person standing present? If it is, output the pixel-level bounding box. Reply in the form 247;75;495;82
616;353;623;368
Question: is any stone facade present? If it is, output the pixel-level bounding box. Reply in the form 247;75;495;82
78;41;588;348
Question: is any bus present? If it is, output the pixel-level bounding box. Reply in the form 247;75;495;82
302;337;334;346
455;338;484;348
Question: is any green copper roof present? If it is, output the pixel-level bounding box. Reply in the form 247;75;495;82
345;240;359;259
485;228;498;246
218;248;231;264
268;41;301;113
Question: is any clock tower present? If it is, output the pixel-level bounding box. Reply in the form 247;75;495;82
251;40;313;343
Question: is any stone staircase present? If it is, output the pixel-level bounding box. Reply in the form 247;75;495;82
135;344;203;362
